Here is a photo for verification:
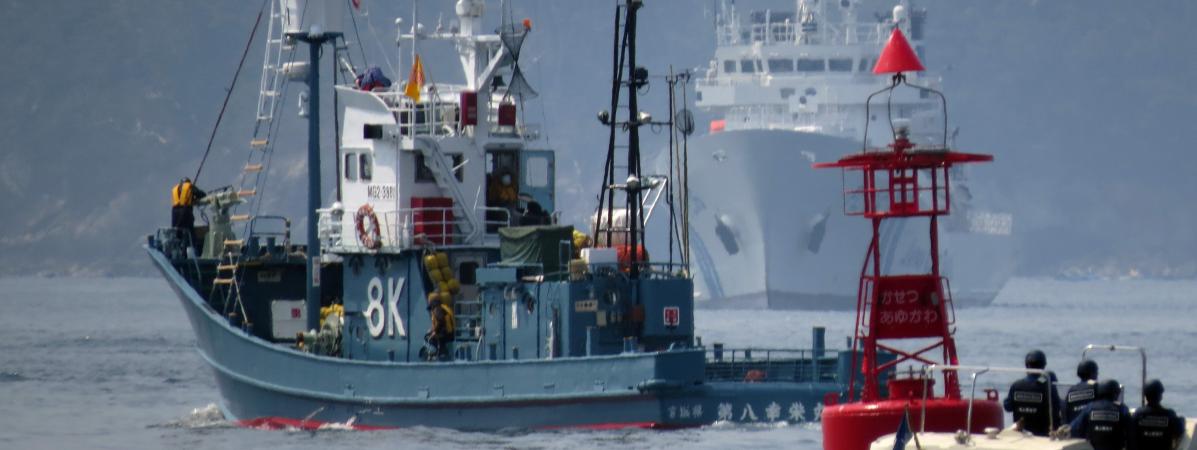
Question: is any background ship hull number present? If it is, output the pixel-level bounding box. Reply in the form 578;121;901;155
364;276;407;338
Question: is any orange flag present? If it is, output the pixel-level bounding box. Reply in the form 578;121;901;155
404;55;425;102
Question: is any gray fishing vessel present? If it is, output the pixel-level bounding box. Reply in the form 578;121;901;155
147;0;868;430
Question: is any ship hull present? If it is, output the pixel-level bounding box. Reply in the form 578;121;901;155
148;246;842;429
662;129;1012;310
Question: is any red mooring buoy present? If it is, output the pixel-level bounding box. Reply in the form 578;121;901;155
813;61;1001;449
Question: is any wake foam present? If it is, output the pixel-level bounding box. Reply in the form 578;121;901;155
153;403;232;429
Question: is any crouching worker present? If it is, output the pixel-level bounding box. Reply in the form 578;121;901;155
1070;379;1131;450
424;298;455;361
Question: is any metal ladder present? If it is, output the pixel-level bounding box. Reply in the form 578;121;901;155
255;0;286;125
211;239;250;328
233;0;290;226
414;137;480;243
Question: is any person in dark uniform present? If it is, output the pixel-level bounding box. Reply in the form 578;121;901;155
170;178;205;249
1004;349;1063;436
1070;379;1131;450
1129;379;1185;450
1066;359;1100;423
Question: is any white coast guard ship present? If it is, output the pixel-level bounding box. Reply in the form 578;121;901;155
676;0;1014;309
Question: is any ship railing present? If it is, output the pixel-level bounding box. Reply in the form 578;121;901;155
511;259;691;282
918;365;1051;440
745;21;795;44
316;207;343;249
246;215;291;250
626;262;691;280
838;165;952;218
704;347;840;383
718;20;887;47
486;102;540;142
318;206;511;252
373;91;462;138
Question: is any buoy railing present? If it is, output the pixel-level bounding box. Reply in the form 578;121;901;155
919;365;1054;437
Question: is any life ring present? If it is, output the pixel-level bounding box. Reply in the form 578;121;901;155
355;204;382;250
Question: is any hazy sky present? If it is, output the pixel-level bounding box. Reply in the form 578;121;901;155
0;0;1194;276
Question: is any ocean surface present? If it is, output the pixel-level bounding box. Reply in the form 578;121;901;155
1;276;1195;449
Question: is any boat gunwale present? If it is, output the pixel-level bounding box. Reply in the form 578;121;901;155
145;245;705;372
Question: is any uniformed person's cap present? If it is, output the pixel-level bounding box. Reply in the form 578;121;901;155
1144;379;1165;403
1025;349;1047;369
1077;359;1098;380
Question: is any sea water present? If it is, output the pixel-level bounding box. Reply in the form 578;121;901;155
1;277;1194;449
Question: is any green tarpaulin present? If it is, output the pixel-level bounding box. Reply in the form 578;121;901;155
499;225;574;278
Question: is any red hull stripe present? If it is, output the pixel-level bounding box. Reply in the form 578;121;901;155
237;417;688;432
238;417;395;431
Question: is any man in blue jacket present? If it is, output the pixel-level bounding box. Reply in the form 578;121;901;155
1129;379;1185;450
1065;359;1100;423
1004;349;1063;436
1071;379;1131;450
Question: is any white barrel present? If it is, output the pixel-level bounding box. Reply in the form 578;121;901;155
283;0;344;36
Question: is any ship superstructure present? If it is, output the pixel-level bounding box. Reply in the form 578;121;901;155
698;0;941;144
671;0;1014;310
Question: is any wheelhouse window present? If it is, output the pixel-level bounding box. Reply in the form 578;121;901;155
344;153;358;181
828;58;853;72
359;153;373;181
767;58;794;73
524;156;549;188
858;58;872;72
796;58;825;72
723;60;736;73
740;59;756;74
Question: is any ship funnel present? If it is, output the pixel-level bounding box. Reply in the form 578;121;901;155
872;28;924;74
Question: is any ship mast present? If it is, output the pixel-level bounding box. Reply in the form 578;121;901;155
595;0;649;278
283;1;343;330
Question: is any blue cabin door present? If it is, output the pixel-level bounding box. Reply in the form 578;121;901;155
519;150;555;213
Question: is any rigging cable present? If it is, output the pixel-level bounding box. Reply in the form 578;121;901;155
348;5;370;69
194;0;270;183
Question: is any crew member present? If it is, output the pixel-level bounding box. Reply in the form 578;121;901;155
171;178;205;249
487;170;518;207
518;195;551;226
1004;349;1063;436
1129;379;1185;450
1065;359;1100;423
425;299;456;361
1070;379;1131;450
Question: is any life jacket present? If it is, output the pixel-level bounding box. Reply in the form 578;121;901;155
1131;405;1181;450
1065;381;1098;423
172;181;194;207
1009;376;1055;436
1083;400;1128;450
439;303;456;335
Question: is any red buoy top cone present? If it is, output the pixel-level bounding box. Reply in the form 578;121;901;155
872;28;925;74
